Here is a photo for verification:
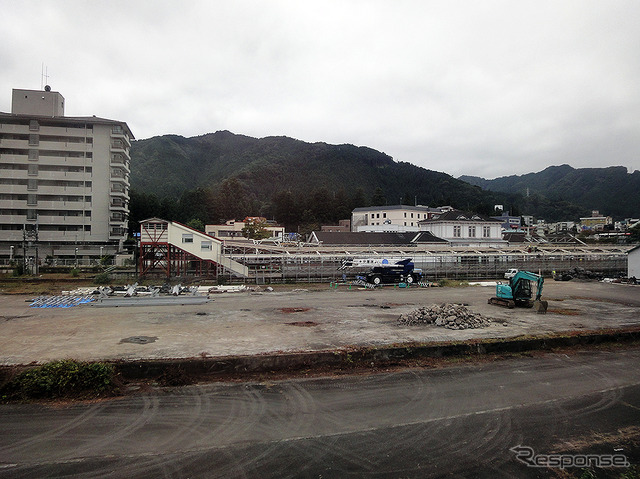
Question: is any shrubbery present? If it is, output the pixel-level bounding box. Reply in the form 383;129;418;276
94;272;111;284
1;360;117;401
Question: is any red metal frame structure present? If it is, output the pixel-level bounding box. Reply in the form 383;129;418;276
139;218;219;279
139;219;170;277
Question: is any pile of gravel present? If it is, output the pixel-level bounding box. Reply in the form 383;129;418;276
398;303;492;330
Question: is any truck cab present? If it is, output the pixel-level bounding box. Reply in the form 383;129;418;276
504;268;519;279
364;259;422;285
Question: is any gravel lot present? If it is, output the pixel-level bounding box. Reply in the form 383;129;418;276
0;280;638;365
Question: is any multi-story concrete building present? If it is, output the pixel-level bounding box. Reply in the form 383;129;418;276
0;87;133;267
351;205;453;232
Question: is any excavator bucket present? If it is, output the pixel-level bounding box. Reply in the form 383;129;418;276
533;300;548;314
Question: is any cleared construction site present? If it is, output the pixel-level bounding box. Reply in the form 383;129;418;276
0;217;636;381
1;279;639;373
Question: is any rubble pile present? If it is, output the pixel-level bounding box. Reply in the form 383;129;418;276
398;303;492;330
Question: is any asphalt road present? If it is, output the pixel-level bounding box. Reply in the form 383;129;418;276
1;347;639;478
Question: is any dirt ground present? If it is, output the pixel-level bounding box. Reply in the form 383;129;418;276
0;280;638;366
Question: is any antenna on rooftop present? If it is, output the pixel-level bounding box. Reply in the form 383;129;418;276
40;63;50;90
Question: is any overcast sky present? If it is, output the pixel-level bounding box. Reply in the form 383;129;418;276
2;0;639;179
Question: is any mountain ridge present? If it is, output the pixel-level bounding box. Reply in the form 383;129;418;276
129;131;637;226
459;165;639;219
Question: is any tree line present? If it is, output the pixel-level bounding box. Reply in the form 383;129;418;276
129;178;381;235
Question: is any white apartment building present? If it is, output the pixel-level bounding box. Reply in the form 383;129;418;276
0;87;134;264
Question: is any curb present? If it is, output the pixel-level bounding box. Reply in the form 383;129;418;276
112;327;640;381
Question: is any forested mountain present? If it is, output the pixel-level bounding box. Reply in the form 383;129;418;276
129;131;512;231
129;132;632;232
460;165;640;220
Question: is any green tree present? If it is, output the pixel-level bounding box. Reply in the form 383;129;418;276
402;192;414;206
177;188;210;224
333;188;351;221
272;190;300;231
215;178;252;222
128;190;161;235
242;218;271;239
298;209;320;237
351;188;367;209
371;187;386;206
310;188;333;224
186;218;205;232
159;196;179;221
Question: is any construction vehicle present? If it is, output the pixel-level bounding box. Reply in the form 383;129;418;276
488;270;548;312
504;268;519;279
362;258;422;285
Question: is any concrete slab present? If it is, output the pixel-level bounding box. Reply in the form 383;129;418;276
0;281;638;365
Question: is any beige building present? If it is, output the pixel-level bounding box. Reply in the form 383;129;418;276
0;87;134;264
205;217;285;240
579;210;612;232
321;219;351;232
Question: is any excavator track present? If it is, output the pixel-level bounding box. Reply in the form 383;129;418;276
488;297;515;309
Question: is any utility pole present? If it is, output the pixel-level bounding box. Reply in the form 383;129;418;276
22;224;39;275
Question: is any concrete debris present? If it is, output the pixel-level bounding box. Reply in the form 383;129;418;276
61;288;98;296
398;303;492;330
207;285;248;294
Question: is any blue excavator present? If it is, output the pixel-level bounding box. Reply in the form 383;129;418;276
488;271;548;313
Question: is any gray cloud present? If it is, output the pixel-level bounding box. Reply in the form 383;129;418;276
1;0;638;178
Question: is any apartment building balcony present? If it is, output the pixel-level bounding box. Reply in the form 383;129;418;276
38;156;89;167
0;152;28;162
0;138;28;149
110;201;127;211
39;214;87;224
110;132;131;148
0;123;30;134
37;125;92;138
109;225;127;238
0;231;23;241
110;189;128;199
39;140;91;153
0;186;28;195
109;139;128;153
110;155;130;172
0;198;27;208
35;200;85;209
35;231;90;242
0;214;28;224
37;185;88;195
110;176;129;187
34;170;88;181
0;170;29;179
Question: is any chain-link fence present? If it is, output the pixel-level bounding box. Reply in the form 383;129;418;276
226;249;628;284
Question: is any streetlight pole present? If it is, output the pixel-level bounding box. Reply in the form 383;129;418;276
75;248;78;268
